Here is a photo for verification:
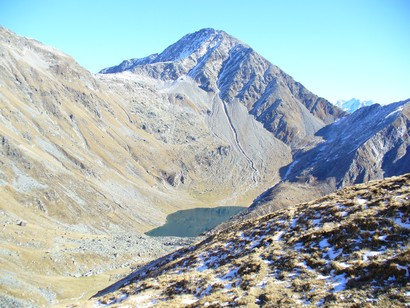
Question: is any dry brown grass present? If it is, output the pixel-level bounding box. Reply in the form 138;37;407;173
91;174;410;307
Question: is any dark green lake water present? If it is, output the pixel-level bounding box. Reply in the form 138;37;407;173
145;206;245;237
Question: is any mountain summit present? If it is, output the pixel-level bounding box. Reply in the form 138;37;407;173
101;28;345;146
101;28;230;73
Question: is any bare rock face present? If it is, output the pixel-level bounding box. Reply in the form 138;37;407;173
249;100;410;215
285;101;410;186
101;28;345;147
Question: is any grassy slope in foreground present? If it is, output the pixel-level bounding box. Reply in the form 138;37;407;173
94;173;410;307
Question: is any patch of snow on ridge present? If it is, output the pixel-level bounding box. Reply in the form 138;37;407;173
159;29;221;62
196;254;220;272
396;265;409;277
291;217;299;228
340;211;349;217
294;242;304;250
249;235;265;249
219;266;240;281
311;218;323;227
319;238;330;248
182;298;199;305
356;197;367;205
393;215;410;229
362;250;384;261
133;294;152;304
12;166;48;193
332;273;348;292
283;159;299;179
106;292;129;305
338;262;351;269
317;274;330;280
385;106;404;119
272;231;284;242
328;247;343;260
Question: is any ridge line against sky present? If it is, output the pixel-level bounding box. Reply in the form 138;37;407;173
0;0;409;105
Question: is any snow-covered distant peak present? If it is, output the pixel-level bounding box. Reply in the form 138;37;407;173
334;98;374;113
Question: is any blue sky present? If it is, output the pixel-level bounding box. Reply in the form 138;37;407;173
1;0;409;104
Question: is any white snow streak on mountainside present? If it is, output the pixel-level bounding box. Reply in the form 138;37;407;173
110;71;289;203
219;97;259;185
160;76;261;187
157;76;279;190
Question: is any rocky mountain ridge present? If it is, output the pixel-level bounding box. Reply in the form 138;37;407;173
248;99;410;216
101;27;409;217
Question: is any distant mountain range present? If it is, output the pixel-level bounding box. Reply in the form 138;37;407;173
0;26;408;306
334;98;375;113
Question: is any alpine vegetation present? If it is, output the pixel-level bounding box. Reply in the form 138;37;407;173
94;174;410;307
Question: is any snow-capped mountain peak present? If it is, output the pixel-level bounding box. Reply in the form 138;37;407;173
99;28;238;74
334;98;375;113
100;28;344;146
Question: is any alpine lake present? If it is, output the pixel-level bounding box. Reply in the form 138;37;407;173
146;206;246;237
